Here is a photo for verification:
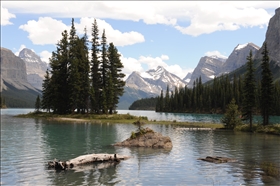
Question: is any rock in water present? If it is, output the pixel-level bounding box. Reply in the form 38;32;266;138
198;156;237;163
114;127;173;149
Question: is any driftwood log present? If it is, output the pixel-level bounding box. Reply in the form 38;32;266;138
198;156;237;163
48;153;130;170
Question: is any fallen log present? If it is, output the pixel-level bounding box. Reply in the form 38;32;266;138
198;156;237;163
48;153;130;170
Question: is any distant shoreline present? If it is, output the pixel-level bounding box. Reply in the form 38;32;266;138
14;111;280;135
15;111;224;128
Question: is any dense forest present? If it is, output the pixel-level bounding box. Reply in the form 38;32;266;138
131;44;280;125
0;95;6;108
155;44;280;125
129;97;158;110
41;18;125;114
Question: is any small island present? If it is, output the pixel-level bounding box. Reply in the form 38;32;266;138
114;127;173;149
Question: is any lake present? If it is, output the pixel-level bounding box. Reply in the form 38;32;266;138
1;109;280;185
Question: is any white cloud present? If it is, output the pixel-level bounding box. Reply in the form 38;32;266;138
75;18;145;47
121;54;193;80
121;55;144;80
1;5;16;25
139;56;193;79
174;2;274;36
19;17;69;45
14;44;26;56
39;50;52;63
18;17;144;46
161;55;169;60
205;51;228;59
3;1;278;36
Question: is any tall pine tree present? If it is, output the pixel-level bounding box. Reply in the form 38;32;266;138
90;19;101;114
78;28;90;113
68;18;81;113
41;69;52;112
242;50;256;130
100;29;108;114
260;42;274;126
49;30;70;114
107;42;125;114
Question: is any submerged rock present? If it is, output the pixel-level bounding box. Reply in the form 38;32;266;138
114;127;172;149
198;156;237;163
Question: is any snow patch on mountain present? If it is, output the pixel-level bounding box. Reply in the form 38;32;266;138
126;66;187;95
235;43;249;50
235;43;260;51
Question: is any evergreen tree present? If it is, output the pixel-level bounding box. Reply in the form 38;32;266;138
78;28;90;113
159;90;164;111
221;98;242;129
164;85;170;111
68;18;81;113
260;42;274;126
41;69;52;112
90;19;101;113
106;72;114;114
49;30;70;114
35;95;41;112
242;50;256;131
0;95;5;108
107;42;125;114
100;29;108;114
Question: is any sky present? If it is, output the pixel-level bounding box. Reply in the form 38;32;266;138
1;1;279;79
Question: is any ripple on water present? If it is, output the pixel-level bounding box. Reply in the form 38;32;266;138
1;115;280;185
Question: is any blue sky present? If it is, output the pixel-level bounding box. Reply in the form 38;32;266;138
1;1;279;79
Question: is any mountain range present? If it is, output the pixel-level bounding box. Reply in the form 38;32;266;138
119;42;259;108
0;48;41;107
19;48;49;90
1;7;279;109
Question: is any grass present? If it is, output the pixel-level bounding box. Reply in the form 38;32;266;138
16;111;224;128
235;124;280;135
17;111;280;134
130;127;155;139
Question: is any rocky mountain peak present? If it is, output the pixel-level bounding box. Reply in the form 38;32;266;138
208;55;227;63
0;47;39;91
19;48;42;63
183;72;192;83
188;56;224;87
18;48;49;90
254;7;280;62
234;42;260;51
221;42;260;74
126;66;186;95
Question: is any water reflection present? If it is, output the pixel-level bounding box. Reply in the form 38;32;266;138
1;114;280;185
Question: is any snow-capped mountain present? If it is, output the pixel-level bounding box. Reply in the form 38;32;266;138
187;42;260;87
119;66;188;109
1;47;41;107
19;48;49;90
188;56;225;87
183;72;192;83
220;42;260;75
126;66;187;94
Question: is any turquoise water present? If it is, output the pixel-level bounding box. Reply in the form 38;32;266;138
1;108;280;124
1;109;280;185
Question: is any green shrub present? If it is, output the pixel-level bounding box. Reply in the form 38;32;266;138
221;98;242;129
130;131;136;139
